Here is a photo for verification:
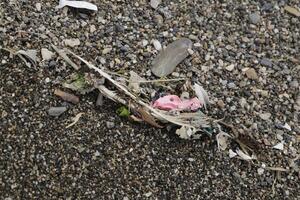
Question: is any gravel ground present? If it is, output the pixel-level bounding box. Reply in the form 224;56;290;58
0;0;299;199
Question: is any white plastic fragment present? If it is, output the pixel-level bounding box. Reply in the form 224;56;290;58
41;48;54;61
225;64;235;71
56;0;98;11
273;142;284;150
193;83;209;109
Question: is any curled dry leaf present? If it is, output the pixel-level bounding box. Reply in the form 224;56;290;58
54;89;79;104
66;112;84;128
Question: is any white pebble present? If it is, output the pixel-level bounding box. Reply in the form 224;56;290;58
152;39;162;51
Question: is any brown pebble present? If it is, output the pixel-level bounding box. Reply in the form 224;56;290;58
217;100;225;108
245;68;258;80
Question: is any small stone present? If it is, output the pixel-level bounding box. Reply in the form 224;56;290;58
194;42;201;47
90;25;96;33
289;80;299;88
48;107;67;117
245;68;258;80
239;98;247;108
48;60;57;68
106;121;115;129
142;40;149;47
41;48;54;61
64;38;80;47
228;82;236;89
259;112;271;120
257;168;264;175
273;142;284;150
45;77;50;83
260;58;273;67
102;48;112;55
180;92;190;99
284;5;300;17
144;192;152;197
151;38;193;77
217;100;225;109
249;12;260;24
154;14;163;25
36;3;41;11
152;39;162;51
225;64;235;71
150;0;161;9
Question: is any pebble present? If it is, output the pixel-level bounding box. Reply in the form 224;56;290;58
289;80;299;88
225;64;235;71
259;112;271;121
249;12;260;24
142;40;149;47
35;3;41;12
152;39;162;51
260;58;273;67
48;107;67;117
245;68;258;80
217;100;225;109
90;25;96;33
64;38;80;47
257;168;264;175
150;0;161;9
154;14;163;25
151;38;193;77
106;121;115;129
48;60;57;68
228;82;236;89
102;48;112;55
41;48;54;61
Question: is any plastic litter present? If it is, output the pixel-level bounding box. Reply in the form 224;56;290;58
152;95;202;111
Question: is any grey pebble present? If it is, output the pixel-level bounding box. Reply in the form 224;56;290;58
48;60;57;68
106;121;115;129
289;80;299;88
249;12;260;24
151;38;193;77
260;58;273;67
48;107;67;117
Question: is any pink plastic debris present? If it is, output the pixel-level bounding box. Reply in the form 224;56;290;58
152;95;202;111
